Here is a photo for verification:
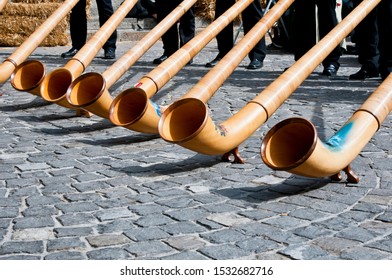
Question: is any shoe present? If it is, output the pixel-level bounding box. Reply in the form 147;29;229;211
61;47;78;58
104;48;116;59
205;57;221;68
349;68;379;80
153;54;169;64
247;59;263;70
322;64;339;76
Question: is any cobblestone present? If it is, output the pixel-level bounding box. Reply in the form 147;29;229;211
1;27;391;260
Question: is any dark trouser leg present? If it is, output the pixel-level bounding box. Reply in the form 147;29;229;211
242;0;266;61
179;7;195;47
70;0;87;49
378;0;392;76
96;0;117;50
316;0;341;68
215;0;235;57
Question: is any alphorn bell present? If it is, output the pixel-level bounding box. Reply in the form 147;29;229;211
66;0;198;119
158;0;381;161
108;0;262;134
10;0;139;109
260;76;392;184
1;0;80;84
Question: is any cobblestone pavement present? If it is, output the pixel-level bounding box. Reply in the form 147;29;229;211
0;39;391;260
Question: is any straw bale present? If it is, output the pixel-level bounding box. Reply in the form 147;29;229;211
11;0;64;4
0;15;67;36
0;1;72;46
194;0;267;22
0;3;60;17
0;33;68;46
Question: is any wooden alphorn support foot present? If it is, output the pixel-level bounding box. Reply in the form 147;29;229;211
75;109;93;118
221;147;245;164
330;165;360;184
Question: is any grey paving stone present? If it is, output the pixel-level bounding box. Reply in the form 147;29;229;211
161;251;209;260
312;237;362;256
235;237;282;253
336;226;379;243
278;244;330;260
25;195;63;207
0;197;21;207
54;227;95;237
55;202;101;213
200;229;246;244
86;234;132;247
161;221;207;235
56;213;98;226
47;237;87;252
44;251;87;260
0;219;11;229
124;227;170;241
124;240;175;258
13;217;55;229
135;214;175;227
0;241;44;255
340;247;391;260
165;207;209;222
0;207;19;218
164;235;206;251
128;203;169;215
198;244;250;260
262;215;308;229
87;247;133;260
22;206;59;217
293;225;334;239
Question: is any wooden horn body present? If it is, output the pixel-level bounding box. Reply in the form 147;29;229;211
10;0;139;110
261;74;392;181
109;0;262;133
66;0;198;119
159;0;381;156
0;0;7;12
2;0;80;84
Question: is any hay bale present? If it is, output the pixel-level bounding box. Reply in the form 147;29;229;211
194;0;268;22
0;3;60;17
0;0;70;47
11;0;64;4
0;15;67;35
194;0;215;22
0;33;69;46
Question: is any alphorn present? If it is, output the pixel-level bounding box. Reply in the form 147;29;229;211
65;0;198;119
0;0;7;12
260;78;392;184
0;0;80;84
11;0;139;110
158;0;381;162
109;0;272;134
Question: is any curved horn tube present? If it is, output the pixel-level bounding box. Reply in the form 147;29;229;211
10;0;139;110
0;0;79;84
159;0;381;156
261;74;392;182
66;0;198;119
0;0;7;12
110;0;288;134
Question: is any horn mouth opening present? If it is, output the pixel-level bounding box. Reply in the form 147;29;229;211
261;117;317;170
11;60;45;92
66;72;106;107
40;68;73;102
159;98;208;143
109;88;148;126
